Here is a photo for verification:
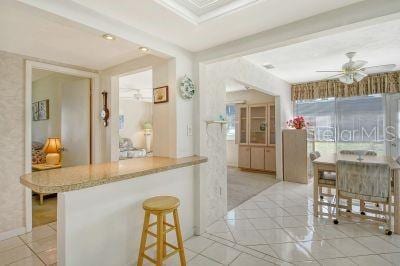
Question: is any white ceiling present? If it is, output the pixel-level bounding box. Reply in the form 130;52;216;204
68;0;362;51
245;19;400;84
0;0;148;70
119;70;153;102
32;69;54;82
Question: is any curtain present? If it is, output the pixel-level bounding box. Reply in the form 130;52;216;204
292;71;400;101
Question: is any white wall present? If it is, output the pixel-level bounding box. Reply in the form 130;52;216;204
119;99;152;149
197;58;292;227
32;74;61;143
32;73;86;144
225;89;275;167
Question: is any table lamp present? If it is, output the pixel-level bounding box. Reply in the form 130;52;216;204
143;122;152;153
43;137;62;165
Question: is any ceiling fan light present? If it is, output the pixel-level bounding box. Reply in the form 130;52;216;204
354;72;367;82
339;75;353;85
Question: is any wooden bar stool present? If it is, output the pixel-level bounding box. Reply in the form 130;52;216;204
137;196;186;266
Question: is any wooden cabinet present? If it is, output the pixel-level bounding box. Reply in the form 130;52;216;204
250;147;265;170
265;147;276;172
238;103;276;173
282;129;308;183
238;146;251;168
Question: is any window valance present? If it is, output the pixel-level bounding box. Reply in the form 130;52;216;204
291;71;400;101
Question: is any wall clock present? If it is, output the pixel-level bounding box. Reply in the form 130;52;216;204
180;75;196;99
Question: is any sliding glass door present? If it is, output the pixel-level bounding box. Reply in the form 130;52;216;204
295;94;390;156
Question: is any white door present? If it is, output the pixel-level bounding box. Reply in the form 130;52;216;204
61;78;91;167
388;94;400;157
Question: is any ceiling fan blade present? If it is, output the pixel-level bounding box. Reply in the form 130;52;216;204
323;73;344;80
361;64;396;74
316;70;343;73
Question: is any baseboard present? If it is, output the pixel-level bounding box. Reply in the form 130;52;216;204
0;227;26;241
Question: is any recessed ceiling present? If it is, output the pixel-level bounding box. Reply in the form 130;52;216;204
0;0;148;70
155;0;258;23
67;0;362;51
245;19;400;84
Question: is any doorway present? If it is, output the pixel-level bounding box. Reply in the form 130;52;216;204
118;69;153;160
30;68;91;227
225;85;278;210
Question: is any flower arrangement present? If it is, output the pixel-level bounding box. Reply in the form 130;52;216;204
287;116;309;129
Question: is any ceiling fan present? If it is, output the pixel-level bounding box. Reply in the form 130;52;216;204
316;52;396;85
120;88;152;101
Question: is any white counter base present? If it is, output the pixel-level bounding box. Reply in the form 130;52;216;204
57;166;197;266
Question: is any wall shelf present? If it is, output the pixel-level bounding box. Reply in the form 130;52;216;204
205;120;227;132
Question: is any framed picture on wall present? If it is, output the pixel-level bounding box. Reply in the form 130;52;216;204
153;86;168;104
32;102;39;121
38;99;49;120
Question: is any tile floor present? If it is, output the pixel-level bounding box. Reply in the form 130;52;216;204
2;181;400;265
0;222;56;265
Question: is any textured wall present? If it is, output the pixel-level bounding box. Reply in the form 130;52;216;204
0;50;25;234
199;58;292;226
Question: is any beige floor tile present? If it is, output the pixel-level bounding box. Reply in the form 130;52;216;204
187;254;221;266
230;253;274;266
312;225;348;239
380;234;400;248
319;257;356;266
354;236;400;254
349;254;392;266
380;252;400;265
36;248;57;265
245;244;277;258
224;209;247;220
248;217;281;230
27;235;57;254
231;229;267;246
8;255;45;266
258;228;294;244
241;209;269;219
0;245;33;265
47;222;57;231
226;219;255;231
335;224;373;238
163;248;196;266
273;216;305;228
19;225;56;244
269;242;313;262
263;207;291;217
206;220;230;234
201;242;241;264
184;236;214;253
326;237;373;256
233;244;266;259
284;227;322;242
300;240;344;260
0;237;25;253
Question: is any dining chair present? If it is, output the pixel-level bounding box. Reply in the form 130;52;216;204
335;159;392;235
310;152;352;214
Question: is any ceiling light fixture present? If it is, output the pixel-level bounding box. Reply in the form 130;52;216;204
139;47;150;52
102;34;115;40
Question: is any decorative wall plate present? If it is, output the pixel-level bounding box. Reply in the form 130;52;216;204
180;75;196;99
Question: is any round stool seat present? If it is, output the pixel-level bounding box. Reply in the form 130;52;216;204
143;196;180;211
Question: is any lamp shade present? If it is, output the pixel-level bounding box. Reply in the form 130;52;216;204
143;122;152;130
43;138;61;153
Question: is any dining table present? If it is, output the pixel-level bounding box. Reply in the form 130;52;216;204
312;153;400;234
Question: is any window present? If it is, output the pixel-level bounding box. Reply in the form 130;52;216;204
226;104;236;140
295;94;385;155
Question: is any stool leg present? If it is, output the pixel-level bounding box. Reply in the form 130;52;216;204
156;214;164;266
163;214;167;258
173;209;186;266
138;211;150;266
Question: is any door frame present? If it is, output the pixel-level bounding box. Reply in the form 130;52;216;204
25;61;99;232
387;93;400;157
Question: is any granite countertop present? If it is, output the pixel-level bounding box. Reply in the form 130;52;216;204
21;156;207;193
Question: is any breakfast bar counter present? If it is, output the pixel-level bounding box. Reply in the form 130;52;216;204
21;156;207;193
20;156;207;266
